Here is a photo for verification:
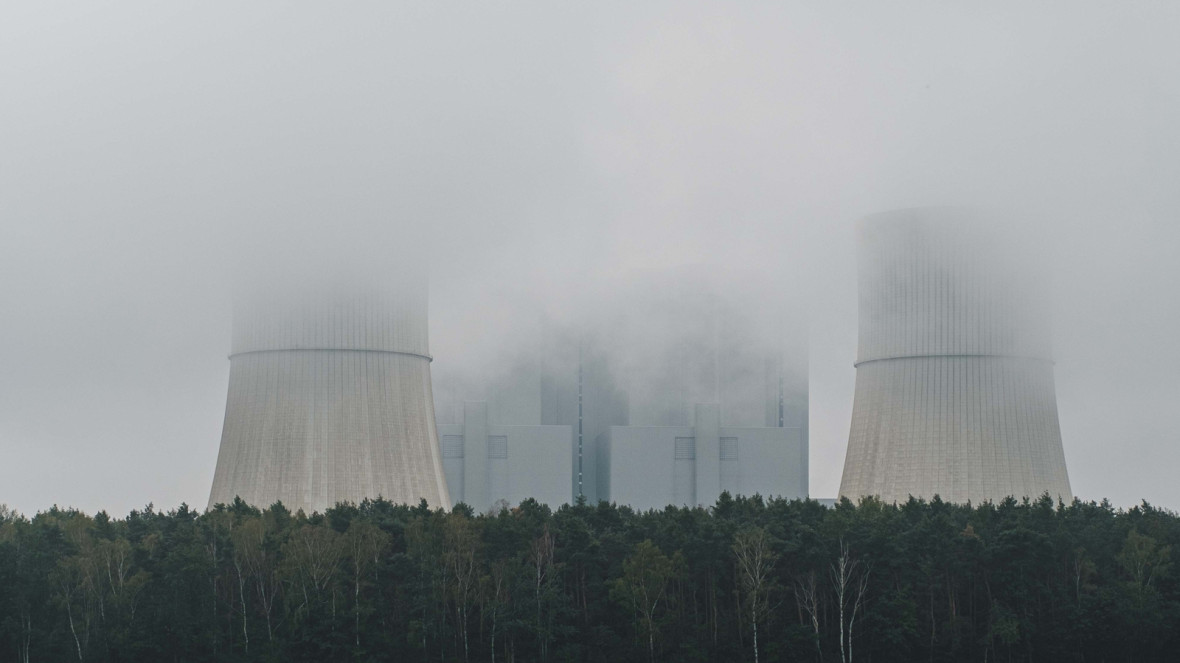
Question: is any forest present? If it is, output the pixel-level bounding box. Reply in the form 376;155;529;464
0;493;1177;663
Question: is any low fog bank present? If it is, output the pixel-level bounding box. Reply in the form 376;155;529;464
1;2;1178;515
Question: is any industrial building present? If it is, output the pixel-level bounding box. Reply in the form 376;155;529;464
207;272;451;513
438;401;572;512
434;279;809;510
839;208;1072;504
599;403;807;511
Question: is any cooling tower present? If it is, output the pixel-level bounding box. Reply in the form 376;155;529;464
839;208;1071;504
207;272;450;513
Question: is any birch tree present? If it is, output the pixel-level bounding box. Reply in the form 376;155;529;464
528;525;557;660
445;514;480;662
481;557;513;663
232;515;283;647
830;539;870;663
611;539;675;663
345;519;390;648
732;526;778;663
281;524;342;621
794;570;822;661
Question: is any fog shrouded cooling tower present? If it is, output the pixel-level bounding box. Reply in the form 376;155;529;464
208;270;450;513
839;208;1071;504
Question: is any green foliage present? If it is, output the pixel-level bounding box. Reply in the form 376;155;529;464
610;539;677;661
0;495;1178;661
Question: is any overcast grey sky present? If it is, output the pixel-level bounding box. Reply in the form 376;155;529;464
2;2;1178;516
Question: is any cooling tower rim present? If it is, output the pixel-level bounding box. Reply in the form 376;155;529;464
853;353;1055;368
228;347;434;362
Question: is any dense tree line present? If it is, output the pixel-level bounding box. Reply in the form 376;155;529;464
0;494;1177;662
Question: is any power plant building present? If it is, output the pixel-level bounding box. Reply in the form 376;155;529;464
434;282;809;510
208;273;451;513
839;208;1072;504
599;403;807;511
438;401;572;512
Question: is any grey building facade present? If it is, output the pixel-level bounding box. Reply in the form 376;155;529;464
434;338;629;505
432;286;809;508
600;403;807;511
839;208;1072;504
208;275;451;513
438;401;572;512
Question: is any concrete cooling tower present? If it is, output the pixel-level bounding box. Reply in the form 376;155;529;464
839;208;1071;504
208;272;450;513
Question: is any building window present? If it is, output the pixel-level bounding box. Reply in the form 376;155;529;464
441;435;465;458
720;437;739;461
487;435;508;459
674;437;696;460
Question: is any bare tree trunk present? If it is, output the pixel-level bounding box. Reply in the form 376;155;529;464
19;612;31;663
831;539;861;663
752;615;759;663
734;527;776;663
849;570;870;663
65;600;83;662
834;554;847;663
234;562;248;654
490;604;497;663
647;622;654;663
530;527;555;661
830;540;870;663
795;572;822;661
838;576;846;663
462;602;469;663
254;572;276;644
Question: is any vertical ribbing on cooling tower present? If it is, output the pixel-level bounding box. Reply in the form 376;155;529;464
839;208;1071;504
207;281;451;513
